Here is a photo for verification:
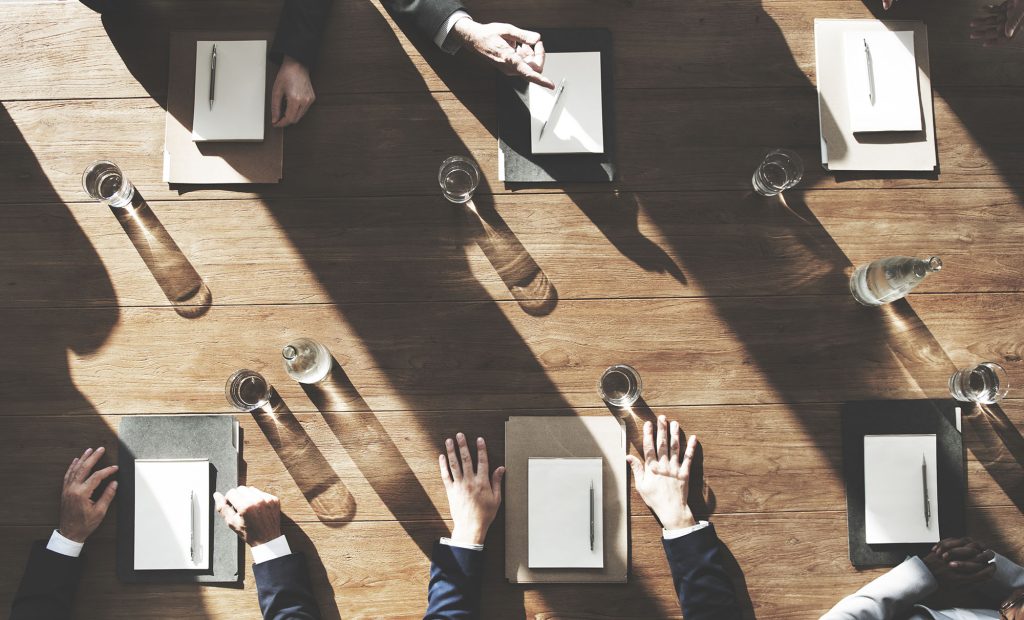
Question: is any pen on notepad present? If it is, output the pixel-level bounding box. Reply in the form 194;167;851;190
189;490;196;564
589;480;595;551
209;44;218;110
863;39;875;107
922;454;931;528
538;77;567;140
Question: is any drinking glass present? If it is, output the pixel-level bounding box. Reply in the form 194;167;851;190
599;364;643;408
948;362;1009;404
752;149;803;196
438;156;480;203
82;160;135;208
225;369;272;411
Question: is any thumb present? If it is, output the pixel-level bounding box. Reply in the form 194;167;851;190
95;480;118;514
499;24;541;46
491;466;506;503
271;80;284;125
626;455;644;483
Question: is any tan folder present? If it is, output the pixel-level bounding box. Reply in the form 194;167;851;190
164;31;283;184
504;415;628;583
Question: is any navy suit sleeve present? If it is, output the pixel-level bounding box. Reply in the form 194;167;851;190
662;524;741;620
270;0;333;68
381;0;466;42
10;541;84;620
423;542;485;620
253;553;322;620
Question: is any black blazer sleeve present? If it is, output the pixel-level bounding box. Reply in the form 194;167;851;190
381;0;466;42
253;553;322;620
270;0;333;68
10;541;84;620
662;524;741;620
423;541;485;619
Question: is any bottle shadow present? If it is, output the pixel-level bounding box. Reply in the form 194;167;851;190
249;388;357;525
301;358;450;558
111;191;212;318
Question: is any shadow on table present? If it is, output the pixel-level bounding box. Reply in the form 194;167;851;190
282;515;342;620
251;389;357;525
965;402;1024;513
112;191;212;318
301;358;449;558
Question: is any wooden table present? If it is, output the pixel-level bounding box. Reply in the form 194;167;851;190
1;0;1022;617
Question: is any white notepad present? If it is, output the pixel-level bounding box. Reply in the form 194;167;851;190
528;52;604;154
134;459;210;570
528;458;603;568
864;435;940;545
843;31;922;133
192;40;267;142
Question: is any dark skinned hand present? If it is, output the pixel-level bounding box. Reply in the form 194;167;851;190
921;537;996;589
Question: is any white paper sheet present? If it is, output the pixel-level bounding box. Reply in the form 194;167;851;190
843;31;922;133
192;40;267;142
528;52;604;154
528;458;603;568
134;459;210;570
864;435;940;545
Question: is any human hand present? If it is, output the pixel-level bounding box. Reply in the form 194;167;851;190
627;416;698;530
439;433;505;546
271;56;316;127
921;537;997;588
971;0;1024;46
451;19;555;89
58;447;119;543
1000;587;1024;620
214;486;283;547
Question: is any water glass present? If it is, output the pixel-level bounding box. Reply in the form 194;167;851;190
225;369;272;411
949;362;1009;404
599;364;643;408
82;160;135;208
752;149;803;196
438;156;480;204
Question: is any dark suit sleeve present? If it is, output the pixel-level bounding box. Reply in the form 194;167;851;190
381;0;466;42
270;0;333;68
10;541;84;620
423;541;484;620
662;524;741;620
253;553;322;620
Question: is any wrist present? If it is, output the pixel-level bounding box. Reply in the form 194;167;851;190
281;55;308;74
247;530;282;548
57;526;88;544
659;510;697;531
451;17;477;43
450;524;487;546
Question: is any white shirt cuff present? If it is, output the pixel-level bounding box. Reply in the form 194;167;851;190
434;10;471;54
250;535;292;564
440;537;484;551
662;521;710;540
47;530;85;558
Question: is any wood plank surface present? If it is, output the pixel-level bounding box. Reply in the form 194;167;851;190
2;0;1023;617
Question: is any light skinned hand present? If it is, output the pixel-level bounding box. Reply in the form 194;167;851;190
439;433;505;546
214;486;283;547
59;447;119;543
971;0;1024;45
271;56;316;127
922;537;997;588
452;19;555;89
626;416;698;530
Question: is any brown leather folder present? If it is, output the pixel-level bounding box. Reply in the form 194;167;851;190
163;30;283;184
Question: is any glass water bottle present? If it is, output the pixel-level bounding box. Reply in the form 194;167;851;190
849;256;942;306
282;338;332;384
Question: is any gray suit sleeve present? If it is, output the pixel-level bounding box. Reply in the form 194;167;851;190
381;0;466;41
820;557;938;620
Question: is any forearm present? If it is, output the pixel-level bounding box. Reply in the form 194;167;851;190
271;0;333;68
662;523;741;620
424;541;485;620
252;542;321;620
381;0;466;41
10;540;84;620
820;556;937;620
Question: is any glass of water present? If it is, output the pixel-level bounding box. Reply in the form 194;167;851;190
599;364;643;408
949;362;1009;404
225;369;272;411
82;160;135;208
752;149;803;196
438;156;480;204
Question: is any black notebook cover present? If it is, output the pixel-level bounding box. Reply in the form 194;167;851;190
841;400;965;568
497;28;615;183
117;415;242;584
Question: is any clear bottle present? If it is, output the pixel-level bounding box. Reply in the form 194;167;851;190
849;256;942;306
282;338;332;384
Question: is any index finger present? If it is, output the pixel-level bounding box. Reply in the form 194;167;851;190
75;446;106;482
680;435;698;482
506;54;555;89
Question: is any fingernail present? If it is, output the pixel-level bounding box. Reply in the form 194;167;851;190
112;465;119;470
111;481;118;488
477;437;484;443
96;446;104;452
446;439;453;447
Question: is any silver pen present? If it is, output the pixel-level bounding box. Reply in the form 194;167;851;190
190;489;200;565
538;78;567;140
922;454;931;528
209;44;218;110
589;481;595;551
863;39;875;106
